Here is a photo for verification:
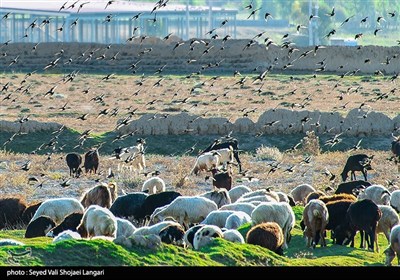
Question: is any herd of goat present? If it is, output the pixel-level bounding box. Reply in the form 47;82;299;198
0;135;399;266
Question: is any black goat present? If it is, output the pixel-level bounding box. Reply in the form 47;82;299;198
66;153;82;178
210;168;233;191
84;149;99;174
335;180;371;195
201;138;242;173
340;154;373;182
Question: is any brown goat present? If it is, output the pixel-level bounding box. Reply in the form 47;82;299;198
81;182;118;209
210;168;232;191
303;199;329;248
318;193;357;204
0;197;27;229
246;222;284;255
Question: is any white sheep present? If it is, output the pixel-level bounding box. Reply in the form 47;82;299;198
384;224;400;266
52;230;82;243
358;184;391;205
251;202;295;249
77;205;118;238
303;199;329;248
219;202;256;216
390;190;400;213
183;224;205;249
199;189;231;208
141;176;166;195
193;225;223;250
289;183;316;205
201;210;237;228
0;239;25;246
116;218;136;238
236;194;277;204
150;196;218;228
222;229;245;244
239;189;280;202
228;185;252;203
224;211;251;229
31;198;84;225
191;151;221;175
276;191;293;205
132;221;181;236
375;205;400;252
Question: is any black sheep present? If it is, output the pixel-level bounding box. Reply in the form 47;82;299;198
84;149;99;174
48;213;83;237
66;153;82;178
201;138;242;173
110;192;148;223
21;201;43;225
335;180;371;195
334;199;382;251
140;191;181;221
159;224;185;245
25;216;56;238
340;154;373;182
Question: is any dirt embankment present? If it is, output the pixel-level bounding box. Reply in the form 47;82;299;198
1;108;399;136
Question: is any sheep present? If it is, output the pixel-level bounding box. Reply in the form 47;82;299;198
335;180;371;195
199;188;231;208
289;183;316;205
210;168;232;191
25;216;56;238
228;185;252;203
334;199;382;252
84;148;99;174
391;137;400;172
114;234;162;250
251;202;295;249
237;194;277;204
390;190;400;213
0;197;27;230
141;176;166;195
220;202;256;216
183;225;205;249
201;138;242;173
132;221;181;237
246;222;284;256
80;182;118;209
46;213;83;237
193;225;224;250
276;191;296;206
0;239;25;246
384;224;400;266
302;199;329;248
318;193;357;204
116;218;136;238
77;205;118;238
340;154;373;182
200;210;237;228
65;152;82;178
110;192;148;224
222;229;245;244
375;205;400;252
357;185;391;205
324;199;355;242
239;189;280;202
191;151;221;175
31;198;84;225
140;191;181;222
113;138;146;173
52;230;82;243
21;201;42;225
150;196;218;229
224;211;251;230
305;190;326;204
159;224;186;246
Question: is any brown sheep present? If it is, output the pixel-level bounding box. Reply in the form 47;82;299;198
305;191;326;204
246;222;284;255
303;199;329;248
21;201;42;225
0;197;27;229
318;193;357;204
81;182;118;209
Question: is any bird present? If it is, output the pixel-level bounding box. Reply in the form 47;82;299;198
77;113;89;121
77;2;90;13
105;0;114;9
21;161;31;171
349;139;363;151
326;7;335;17
247;8;261;19
340;15;354;26
264;12;273;21
59;179;71;188
2;12;11;20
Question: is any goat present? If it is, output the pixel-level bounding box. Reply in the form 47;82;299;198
201;138;242;173
66;153;82;178
340;154;373;182
392;135;400;172
84;149;99;174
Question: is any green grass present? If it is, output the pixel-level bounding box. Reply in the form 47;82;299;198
0;206;390;267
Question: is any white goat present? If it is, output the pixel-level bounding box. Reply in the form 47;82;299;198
191;151;221;175
141;176;166;195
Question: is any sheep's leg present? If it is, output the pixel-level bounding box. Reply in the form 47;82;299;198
359;230;365;248
375;232;379;253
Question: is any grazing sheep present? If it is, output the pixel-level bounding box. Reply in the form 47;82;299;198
0;239;25;246
0;197;26;230
237;194;277;204
132;221;181;237
324;199;355;241
222;229;245;244
199;189;231;208
84;148;99;174
31;198;84;225
210;168;232;191
52;230;82;243
46;213;83;237
193;225;224;250
141;176;166;195
289;184;316;205
201;210;237;228
335;199;382;252
159;224;186;246
21;202;42;225
340;154;373;182
150;196;218;229
276;191;296;206
184;225;205;249
66;153;82;178
191;151;221;175
224;211;251;230
390;190;400;213
201;138;242;173
77;205;118;238
384;224;400;266
357;185;391;205
81;182;118;209
114;234;162;250
116;218;136;238
239;189;280;202
375;205;400;252
246;222;284;256
110;192;148;223
140;191;181;221
303;199;329;248
335;180;371;195
220;202;256;216
305;191;326;204
251;202;295;249
25;216;56;238
319;193;357;204
228;185;252;203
